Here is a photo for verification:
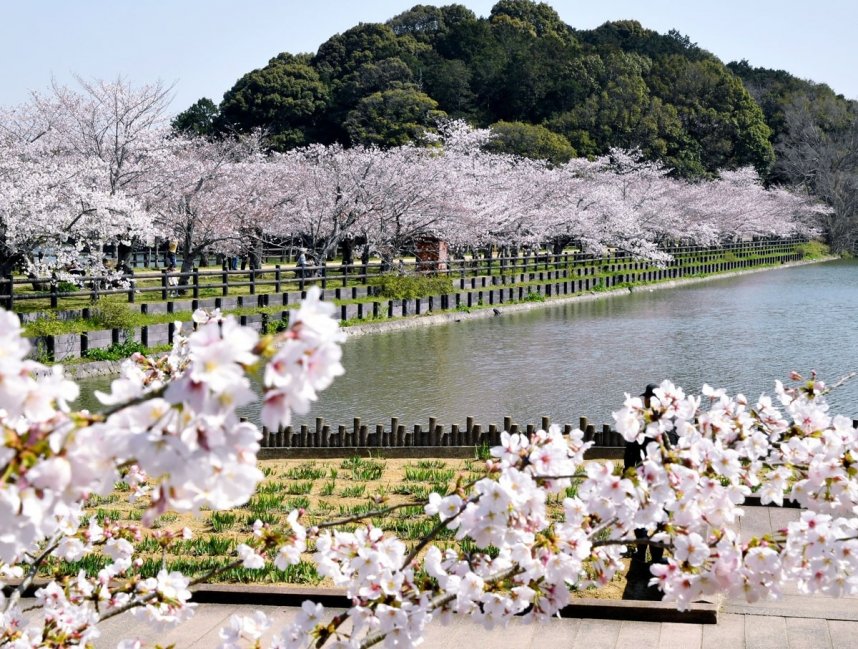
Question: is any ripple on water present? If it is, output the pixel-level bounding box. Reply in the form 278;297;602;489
74;261;858;429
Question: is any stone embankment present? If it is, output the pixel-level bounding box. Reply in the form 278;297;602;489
31;242;825;375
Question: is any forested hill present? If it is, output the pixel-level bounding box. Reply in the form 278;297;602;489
174;1;854;180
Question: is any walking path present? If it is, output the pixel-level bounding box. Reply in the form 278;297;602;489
81;506;858;648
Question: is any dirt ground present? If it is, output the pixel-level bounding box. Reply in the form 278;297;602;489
80;457;630;598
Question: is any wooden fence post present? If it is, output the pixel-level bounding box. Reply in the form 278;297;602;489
2;274;13;310
127;269;135;303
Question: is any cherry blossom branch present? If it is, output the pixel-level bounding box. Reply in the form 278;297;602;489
4;533;63;614
356;566;522;649
400;499;474;570
312;501;425;530
98;554;248;622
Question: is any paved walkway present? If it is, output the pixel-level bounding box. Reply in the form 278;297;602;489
64;507;858;647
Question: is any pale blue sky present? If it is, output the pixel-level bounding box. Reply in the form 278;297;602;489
1;1;855;114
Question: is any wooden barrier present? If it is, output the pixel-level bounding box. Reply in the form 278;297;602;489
258;414;623;450
3;238;807;312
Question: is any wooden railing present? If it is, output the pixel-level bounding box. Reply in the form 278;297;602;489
1;238;807;312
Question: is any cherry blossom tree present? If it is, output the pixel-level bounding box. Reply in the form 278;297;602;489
0;126;150;279
264;144;381;265
2;92;825;286
675;167;824;243
147;134;281;273
0;78;169;278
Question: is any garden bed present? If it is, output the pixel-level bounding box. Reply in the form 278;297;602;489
58;458;630;596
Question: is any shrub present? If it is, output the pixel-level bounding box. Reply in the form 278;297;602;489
90;301;136;330
370;274;453;299
56;281;79;293
796;240;830;260
83;339;147;361
26;314;70;337
523;290;545;302
264;316;291;334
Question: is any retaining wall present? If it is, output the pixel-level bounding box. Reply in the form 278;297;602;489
27;245;804;362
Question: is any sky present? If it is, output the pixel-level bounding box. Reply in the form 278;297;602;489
1;0;856;115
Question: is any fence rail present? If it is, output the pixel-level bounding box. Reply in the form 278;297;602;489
2;238;807;313
22;240;807;361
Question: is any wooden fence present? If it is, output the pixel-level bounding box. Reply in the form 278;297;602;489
23;240;807;360
2;237;806;312
259;415;622;449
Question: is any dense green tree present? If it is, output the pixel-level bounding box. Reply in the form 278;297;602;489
483;12;578;122
489;0;574;44
648;55;774;174
545;52;688;169
312;23;430;141
313;23;424;80
576;20;711;63
484;121;575;164
218;53;329;150
727;59;851;143
208;2;809;175
343;87;446;146
420;55;476;117
387;4;476;44
172;98;218;137
336;57;415;111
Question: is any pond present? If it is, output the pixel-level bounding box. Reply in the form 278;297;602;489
75;260;858;430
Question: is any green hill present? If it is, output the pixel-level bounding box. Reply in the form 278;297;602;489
174;0;854;182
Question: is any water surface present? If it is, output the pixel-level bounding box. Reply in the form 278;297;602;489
76;261;858;429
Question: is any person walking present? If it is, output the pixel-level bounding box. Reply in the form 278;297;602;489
166;239;178;268
296;249;307;279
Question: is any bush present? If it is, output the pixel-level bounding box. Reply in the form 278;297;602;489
370;274;453;300
83;339;147;361
796;240;830;260
264;316;291;335
26;314;70;337
56;281;79;293
90;301;136;330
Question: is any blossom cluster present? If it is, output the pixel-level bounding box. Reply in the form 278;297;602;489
4;290;858;648
238;376;858;648
0;288;343;646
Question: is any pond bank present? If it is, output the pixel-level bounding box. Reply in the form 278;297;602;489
343;256;837;338
55;255;835;380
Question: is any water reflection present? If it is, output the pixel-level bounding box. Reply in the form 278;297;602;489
76;261;858;429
